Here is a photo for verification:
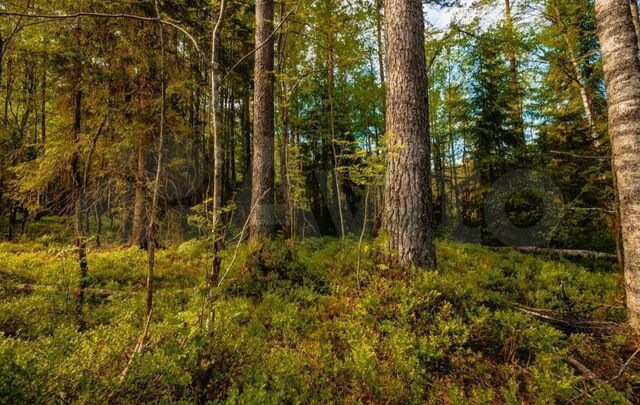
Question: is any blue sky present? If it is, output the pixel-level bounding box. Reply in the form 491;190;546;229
425;0;474;30
425;0;505;31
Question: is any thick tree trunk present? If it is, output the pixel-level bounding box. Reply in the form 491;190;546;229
250;0;276;238
382;0;436;270
595;0;640;334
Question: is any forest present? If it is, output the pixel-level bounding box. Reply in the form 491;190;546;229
1;0;640;402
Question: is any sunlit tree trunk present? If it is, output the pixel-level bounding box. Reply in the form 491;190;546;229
550;0;596;137
326;0;346;241
382;0;436;270
375;0;386;128
504;0;525;143
250;0;276;239
205;0;227;335
595;0;640;334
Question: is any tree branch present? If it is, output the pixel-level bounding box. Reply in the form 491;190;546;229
0;10;208;65
221;0;302;84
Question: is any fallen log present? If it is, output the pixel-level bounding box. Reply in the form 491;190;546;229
513;304;622;336
8;283;139;298
493;246;617;261
565;357;606;386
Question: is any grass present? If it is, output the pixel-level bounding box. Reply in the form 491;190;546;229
0;235;637;403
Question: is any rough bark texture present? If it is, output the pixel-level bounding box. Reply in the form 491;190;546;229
595;0;640;334
250;0;276;238
382;0;436;270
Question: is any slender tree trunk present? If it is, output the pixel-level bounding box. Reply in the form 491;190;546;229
250;0;276;239
551;0;596;137
70;74;88;330
40;63;46;152
382;0;436;269
375;0;386;130
595;0;640;334
8;206;16;241
4;58;12;125
445;55;460;211
277;2;291;238
145;0;167;322
242;91;252;183
94;204;101;248
131;142;146;246
205;0;227;336
326;0;346;240
230;91;237;188
0;34;4;87
505;0;525;143
434;140;446;224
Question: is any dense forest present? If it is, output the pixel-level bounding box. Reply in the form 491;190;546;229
1;0;640;402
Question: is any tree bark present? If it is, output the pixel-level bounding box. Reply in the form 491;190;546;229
375;0;386;130
326;0;346;241
70;72;88;331
595;0;640;334
504;0;525;143
250;0;276;239
40;62;46;151
205;0;227;336
145;0;167;321
242;91;252;183
382;0;436;270
277;1;291;238
131;141;146;247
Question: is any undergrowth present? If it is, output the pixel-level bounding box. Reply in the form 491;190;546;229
0;237;637;403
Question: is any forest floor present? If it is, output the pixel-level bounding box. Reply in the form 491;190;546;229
0;224;639;403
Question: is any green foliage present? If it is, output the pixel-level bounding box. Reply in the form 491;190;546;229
0;238;635;403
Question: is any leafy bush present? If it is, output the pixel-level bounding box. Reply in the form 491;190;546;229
0;237;635;403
